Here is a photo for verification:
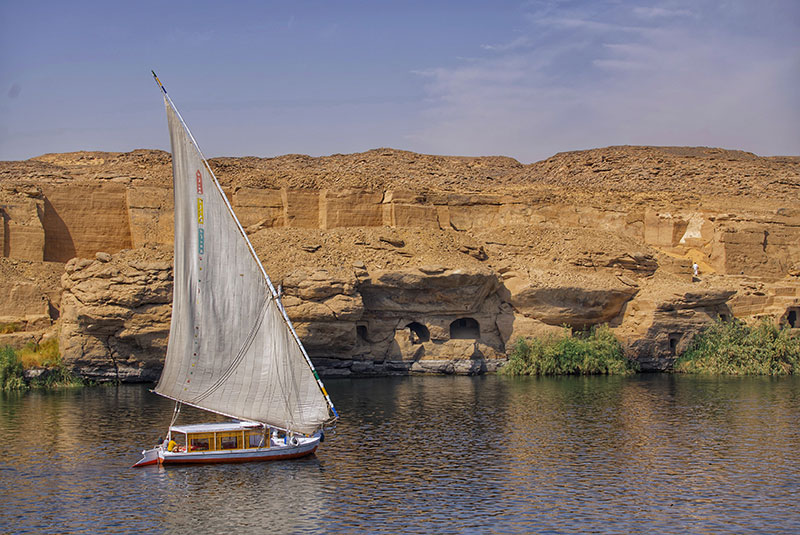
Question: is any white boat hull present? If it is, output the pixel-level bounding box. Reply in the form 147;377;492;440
134;435;320;467
132;447;161;468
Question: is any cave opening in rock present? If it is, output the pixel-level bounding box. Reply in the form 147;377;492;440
787;309;798;329
450;317;480;340
668;333;681;355
356;324;368;342
406;322;430;344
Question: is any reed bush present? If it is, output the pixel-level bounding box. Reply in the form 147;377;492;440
0;345;25;390
675;318;800;375
18;338;60;368
502;325;638;376
0;339;83;389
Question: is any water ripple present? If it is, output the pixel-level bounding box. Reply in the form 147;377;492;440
2;375;800;533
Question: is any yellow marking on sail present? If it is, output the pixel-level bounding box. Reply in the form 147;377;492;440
197;198;204;224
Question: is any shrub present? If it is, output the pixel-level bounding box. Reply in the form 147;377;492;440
1;339;83;390
0;345;25;390
17;338;60;368
502;325;638;376
675;318;800;375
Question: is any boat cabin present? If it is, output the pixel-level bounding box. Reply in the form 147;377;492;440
168;421;278;452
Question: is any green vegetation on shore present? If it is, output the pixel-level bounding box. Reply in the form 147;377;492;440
502;325;638;376
0;339;83;390
675;318;800;375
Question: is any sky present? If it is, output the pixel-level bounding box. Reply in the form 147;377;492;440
1;0;798;163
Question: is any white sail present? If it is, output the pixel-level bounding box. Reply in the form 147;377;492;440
155;97;332;435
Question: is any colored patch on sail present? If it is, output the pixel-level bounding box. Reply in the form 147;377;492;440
196;170;204;195
198;228;205;255
197;198;204;224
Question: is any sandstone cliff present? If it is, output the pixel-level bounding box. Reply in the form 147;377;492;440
1;146;798;379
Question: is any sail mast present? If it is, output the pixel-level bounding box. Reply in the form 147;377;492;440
151;72;338;422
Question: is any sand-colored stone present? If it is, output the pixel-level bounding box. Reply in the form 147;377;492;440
1;145;798;378
319;189;383;229
127;186;173;247
41;184;132;262
0;190;45;261
233;187;284;228
283;189;320;228
58;247;172;381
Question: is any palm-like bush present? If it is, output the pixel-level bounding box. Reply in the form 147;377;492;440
675;318;800;375
502;325;637;376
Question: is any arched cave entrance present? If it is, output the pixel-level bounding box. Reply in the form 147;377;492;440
406;322;430;344
356;324;368;342
450;317;480;340
785;308;798;329
668;333;682;355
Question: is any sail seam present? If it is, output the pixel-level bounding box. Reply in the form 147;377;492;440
190;295;271;404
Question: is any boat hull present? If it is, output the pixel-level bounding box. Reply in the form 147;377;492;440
161;442;318;465
132;447;160;468
132;435;321;467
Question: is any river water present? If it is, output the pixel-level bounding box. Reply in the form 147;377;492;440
2;374;800;534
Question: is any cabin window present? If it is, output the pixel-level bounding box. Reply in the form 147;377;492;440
450;317;480;339
219;435;239;450
190;437;210;451
719;313;729;322
249;433;263;448
406;322;430;344
172;434;186;450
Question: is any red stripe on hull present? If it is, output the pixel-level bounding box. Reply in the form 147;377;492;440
131;458;159;468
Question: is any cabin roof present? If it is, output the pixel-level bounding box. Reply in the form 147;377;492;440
170;421;263;434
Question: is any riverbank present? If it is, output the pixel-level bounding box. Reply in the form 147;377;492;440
5;318;800;390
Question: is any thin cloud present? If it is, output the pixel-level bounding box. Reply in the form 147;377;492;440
592;58;647;71
632;6;693;19
481;36;531;52
410;1;800;162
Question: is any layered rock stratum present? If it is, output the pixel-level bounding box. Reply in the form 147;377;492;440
1;146;798;380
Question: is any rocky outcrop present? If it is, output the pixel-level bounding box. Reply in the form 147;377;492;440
1;146;799;379
0;257;62;350
0;186;45;261
58;249;172;381
616;284;737;370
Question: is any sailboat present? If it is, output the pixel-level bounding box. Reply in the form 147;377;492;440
133;73;337;467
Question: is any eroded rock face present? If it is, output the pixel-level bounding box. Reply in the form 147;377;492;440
2;145;799;378
502;273;638;328
277;266;507;375
0;257;62;349
59;248;172;381
617;285;738;370
54;243;789;380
